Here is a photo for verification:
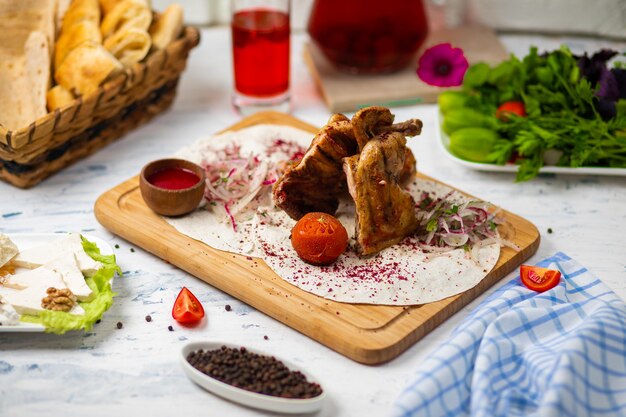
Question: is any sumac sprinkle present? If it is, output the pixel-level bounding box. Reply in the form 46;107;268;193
187;346;323;399
145;315;152;322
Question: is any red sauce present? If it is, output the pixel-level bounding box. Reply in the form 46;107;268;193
147;167;200;190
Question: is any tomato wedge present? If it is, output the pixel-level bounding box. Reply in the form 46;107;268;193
291;212;349;266
520;265;561;292
172;287;205;324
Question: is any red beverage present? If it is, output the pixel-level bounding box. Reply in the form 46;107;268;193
232;9;290;97
148;167;200;190
308;0;429;73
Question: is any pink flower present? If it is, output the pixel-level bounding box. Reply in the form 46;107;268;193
417;43;469;87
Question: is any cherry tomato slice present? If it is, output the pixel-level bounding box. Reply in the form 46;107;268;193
291;212;349;266
496;101;526;120
172;287;205;324
520;265;561;293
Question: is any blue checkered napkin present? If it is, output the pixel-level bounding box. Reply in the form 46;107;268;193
393;252;626;417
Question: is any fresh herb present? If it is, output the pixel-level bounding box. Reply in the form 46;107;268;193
425;218;438;232
444;46;626;181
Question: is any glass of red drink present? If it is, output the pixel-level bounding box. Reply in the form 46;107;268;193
231;0;290;115
308;0;429;74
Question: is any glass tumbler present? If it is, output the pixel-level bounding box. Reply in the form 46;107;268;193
231;0;290;115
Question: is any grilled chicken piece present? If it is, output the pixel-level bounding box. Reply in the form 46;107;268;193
352;106;423;151
273;114;358;220
343;131;419;256
273;107;422;222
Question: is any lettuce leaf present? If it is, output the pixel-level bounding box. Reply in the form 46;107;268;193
20;235;121;334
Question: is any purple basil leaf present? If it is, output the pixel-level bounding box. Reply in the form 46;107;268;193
612;68;626;99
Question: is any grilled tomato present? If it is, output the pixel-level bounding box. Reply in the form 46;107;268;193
291;212;349;266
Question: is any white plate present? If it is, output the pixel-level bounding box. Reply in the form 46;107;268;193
0;233;114;333
180;341;326;414
437;116;626;176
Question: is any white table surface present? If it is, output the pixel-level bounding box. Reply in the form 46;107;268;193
1;28;625;417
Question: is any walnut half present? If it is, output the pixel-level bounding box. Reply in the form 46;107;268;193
41;287;77;312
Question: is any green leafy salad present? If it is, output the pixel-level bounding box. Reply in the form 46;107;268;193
439;46;626;181
20;236;121;334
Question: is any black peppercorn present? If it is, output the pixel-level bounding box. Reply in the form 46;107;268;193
186;346;322;399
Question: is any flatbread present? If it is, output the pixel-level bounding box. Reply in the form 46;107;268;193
62;0;100;29
104;27;151;67
55;20;102;69
166;125;502;306
55;43;123;96
47;85;75;111
149;3;183;50
24;32;50;122
0;0;55;53
0;0;54;130
55;0;73;36
101;0;152;39
255;179;500;305
100;0;150;15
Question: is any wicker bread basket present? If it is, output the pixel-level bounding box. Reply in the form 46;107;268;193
0;26;200;189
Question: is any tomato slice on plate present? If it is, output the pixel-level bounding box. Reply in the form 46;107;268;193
172;287;205;324
520;265;561;292
496;100;526;120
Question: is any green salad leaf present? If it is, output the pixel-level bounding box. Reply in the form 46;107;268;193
440;46;626;181
20;236;121;334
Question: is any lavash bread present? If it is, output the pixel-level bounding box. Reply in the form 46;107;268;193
3;0;183;124
0;0;54;130
62;0;101;28
149;3;183;50
55;0;73;36
103;27;151;66
46;85;75;111
101;0;152;39
100;0;150;15
54;20;102;70
55;43;123;95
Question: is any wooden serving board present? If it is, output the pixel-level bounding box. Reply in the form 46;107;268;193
94;111;540;365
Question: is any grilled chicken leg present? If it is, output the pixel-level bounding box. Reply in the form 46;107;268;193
273;114;357;220
343;131;419;256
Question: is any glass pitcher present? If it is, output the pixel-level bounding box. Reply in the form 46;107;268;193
307;0;429;74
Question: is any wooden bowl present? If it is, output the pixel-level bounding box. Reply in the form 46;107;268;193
140;158;206;217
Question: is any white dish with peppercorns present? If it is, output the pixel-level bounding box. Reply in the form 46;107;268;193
180;341;326;414
0;233;118;333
